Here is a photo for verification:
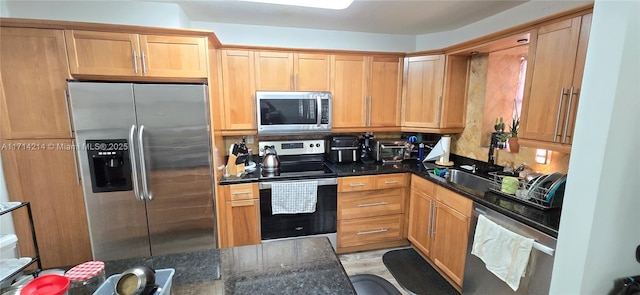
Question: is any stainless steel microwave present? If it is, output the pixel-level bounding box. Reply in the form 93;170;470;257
256;91;331;135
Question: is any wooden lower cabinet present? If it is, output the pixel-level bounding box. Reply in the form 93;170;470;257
408;175;471;288
432;202;469;286
338;214;403;248
407;177;434;257
217;183;261;248
1;139;92;268
337;173;409;253
224;199;261;247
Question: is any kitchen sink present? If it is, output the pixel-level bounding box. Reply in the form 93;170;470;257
429;169;493;192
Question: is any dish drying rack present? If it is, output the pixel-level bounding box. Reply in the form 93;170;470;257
487;172;563;210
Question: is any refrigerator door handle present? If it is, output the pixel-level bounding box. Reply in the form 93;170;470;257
138;125;152;201
128;124;143;201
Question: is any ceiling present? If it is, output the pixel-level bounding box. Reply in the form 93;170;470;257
165;0;529;35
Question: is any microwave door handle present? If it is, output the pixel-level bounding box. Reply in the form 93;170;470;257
316;96;322;127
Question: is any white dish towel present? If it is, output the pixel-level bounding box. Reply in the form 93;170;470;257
471;214;534;291
271;181;318;215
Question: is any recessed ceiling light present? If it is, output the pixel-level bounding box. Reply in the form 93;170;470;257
239;0;354;10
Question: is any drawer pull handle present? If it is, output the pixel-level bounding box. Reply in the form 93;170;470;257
384;180;400;184
231;191;251;195
349;183;365;187
357;228;388;235
357;202;389;207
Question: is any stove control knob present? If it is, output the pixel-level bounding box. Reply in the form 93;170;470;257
316;143;320;147
309;144;314;148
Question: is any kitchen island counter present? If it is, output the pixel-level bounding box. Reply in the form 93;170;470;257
104;237;355;294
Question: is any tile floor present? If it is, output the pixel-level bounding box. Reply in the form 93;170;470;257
338;246;413;295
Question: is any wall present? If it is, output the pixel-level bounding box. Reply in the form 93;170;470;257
415;0;592;51
481;45;528;145
550;1;640;293
0;1;9;17
450;55;570;174
1;0;190;28
191;21;416;52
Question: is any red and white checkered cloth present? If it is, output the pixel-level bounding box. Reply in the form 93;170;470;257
65;261;105;282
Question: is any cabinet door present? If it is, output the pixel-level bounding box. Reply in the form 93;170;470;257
520;16;582;143
65;30;141;76
369;56;402;127
254;51;294;90
562;14;592;145
440;55;470;129
331;55;368;128
221;50;256;130
408;190;433;257
139;35;207;78
1;139;92;268
224;199;261;247
294;53;330;91
0;28;72;139
402;55;445;128
432;203;469;287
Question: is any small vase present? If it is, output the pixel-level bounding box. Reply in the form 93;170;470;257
508;137;520;153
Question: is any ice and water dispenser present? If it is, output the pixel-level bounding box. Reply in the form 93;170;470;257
86;139;133;193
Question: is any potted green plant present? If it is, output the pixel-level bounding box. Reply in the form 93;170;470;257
493;117;508;149
508;117;520;153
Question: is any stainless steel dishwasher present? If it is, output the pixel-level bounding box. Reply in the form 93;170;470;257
462;202;557;295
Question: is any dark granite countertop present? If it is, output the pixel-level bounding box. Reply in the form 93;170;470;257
328;159;561;238
218;155;561;238
103;237;355;295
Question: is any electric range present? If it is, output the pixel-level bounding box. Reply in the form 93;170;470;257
258;140;337;180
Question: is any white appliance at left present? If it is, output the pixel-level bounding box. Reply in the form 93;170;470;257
68;82;216;261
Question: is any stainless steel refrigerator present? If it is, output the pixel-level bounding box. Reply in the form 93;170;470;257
68;82;216;261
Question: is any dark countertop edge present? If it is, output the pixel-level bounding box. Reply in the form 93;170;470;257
218;159;559;238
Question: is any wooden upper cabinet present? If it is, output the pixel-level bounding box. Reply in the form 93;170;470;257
66;30;141;76
369;56;402;127
0;28;72;139
402;55;445;128
331;55;368;128
255;51;294;90
520;14;591;151
254;51;330;91
294;53;330;91
139;35;207;78
66;30;207;78
221;50;256;130
440;55;470;129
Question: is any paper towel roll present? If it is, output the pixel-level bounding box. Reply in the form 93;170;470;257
439;136;451;163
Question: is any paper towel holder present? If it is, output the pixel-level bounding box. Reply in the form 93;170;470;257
424;135;454;166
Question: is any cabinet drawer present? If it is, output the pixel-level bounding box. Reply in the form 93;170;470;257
338;215;403;248
435;186;472;216
374;173;408;189
411;174;435;196
227;183;258;201
339;176;375;192
338;188;404;220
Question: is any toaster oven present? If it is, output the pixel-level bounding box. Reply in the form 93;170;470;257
371;140;410;163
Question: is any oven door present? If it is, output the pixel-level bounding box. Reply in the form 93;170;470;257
256;91;331;135
259;178;337;240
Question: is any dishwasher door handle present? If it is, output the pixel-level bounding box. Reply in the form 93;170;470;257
533;242;555;256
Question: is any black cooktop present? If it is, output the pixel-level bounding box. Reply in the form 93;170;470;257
259;159;337;181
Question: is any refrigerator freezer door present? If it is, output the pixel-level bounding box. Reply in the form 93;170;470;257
68;82;151;260
132;84;216;256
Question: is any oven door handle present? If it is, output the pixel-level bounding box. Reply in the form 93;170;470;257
259;178;337;189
